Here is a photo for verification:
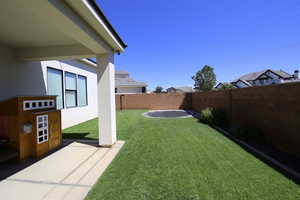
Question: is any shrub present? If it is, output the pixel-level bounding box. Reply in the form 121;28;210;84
229;125;264;143
199;108;228;127
199;108;214;125
212;109;227;127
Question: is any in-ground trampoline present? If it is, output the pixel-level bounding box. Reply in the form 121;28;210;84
143;110;194;118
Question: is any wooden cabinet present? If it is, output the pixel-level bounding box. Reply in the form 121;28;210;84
0;96;62;161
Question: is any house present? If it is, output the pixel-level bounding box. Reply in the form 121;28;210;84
215;82;237;89
115;70;147;94
0;0;127;146
166;86;195;93
230;69;299;88
215;83;226;89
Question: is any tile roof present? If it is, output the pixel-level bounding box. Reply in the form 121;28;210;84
175;86;195;92
233;69;293;82
115;70;129;75
115;78;147;87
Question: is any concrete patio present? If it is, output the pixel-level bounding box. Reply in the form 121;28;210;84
0;140;124;200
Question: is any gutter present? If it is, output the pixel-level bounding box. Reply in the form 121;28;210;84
86;0;127;50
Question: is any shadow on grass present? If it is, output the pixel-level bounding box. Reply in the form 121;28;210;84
62;132;96;140
201;122;300;185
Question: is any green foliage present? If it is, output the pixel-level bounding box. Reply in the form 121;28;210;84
229;125;264;142
212;109;228;126
154;86;163;93
192;65;217;92
199;108;228;127
199;108;214;125
216;83;235;90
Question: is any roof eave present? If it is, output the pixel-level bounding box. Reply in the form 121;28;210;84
86;0;127;50
65;0;127;52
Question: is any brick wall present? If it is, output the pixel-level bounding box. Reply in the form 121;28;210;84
192;83;300;156
229;83;300;156
192;90;231;113
115;93;191;110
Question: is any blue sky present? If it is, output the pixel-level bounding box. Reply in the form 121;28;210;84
96;0;300;90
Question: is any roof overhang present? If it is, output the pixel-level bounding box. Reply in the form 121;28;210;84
0;0;126;61
65;0;127;51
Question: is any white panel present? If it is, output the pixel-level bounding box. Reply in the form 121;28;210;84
23;100;55;111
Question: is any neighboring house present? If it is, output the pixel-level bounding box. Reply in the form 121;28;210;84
230;69;299;88
115;70;147;94
215;82;237;89
0;0;127;146
166;86;195;93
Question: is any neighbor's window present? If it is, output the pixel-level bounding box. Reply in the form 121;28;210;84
65;72;77;108
47;68;63;109
78;75;87;106
259;79;264;84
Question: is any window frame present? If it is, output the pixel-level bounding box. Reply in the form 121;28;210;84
77;75;88;107
65;71;78;108
47;67;64;109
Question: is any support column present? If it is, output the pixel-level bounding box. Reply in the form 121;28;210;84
96;53;117;146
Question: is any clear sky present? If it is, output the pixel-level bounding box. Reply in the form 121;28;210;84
96;0;300;90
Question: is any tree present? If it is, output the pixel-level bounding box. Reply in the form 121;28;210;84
192;65;216;92
154;86;163;93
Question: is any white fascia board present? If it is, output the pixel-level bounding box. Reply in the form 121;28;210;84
78;58;97;68
66;0;125;52
82;0;125;52
44;0;112;54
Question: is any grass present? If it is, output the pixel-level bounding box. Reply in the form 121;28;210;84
63;110;300;200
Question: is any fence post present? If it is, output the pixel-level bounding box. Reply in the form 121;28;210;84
120;95;125;111
189;93;193;110
228;89;233;125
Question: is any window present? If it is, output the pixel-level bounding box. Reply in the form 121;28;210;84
36;115;48;144
47;68;63;109
78;75;87;106
259;79;264;84
65;72;77;108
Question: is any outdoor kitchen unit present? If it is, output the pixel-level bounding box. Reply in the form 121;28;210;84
0;96;62;161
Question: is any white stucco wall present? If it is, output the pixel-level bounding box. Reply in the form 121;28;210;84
0;47;98;129
116;86;143;94
41;60;98;129
0;46;47;101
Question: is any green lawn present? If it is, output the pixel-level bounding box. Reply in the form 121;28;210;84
63;110;300;200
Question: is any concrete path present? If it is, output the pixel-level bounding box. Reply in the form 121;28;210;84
0;140;125;200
